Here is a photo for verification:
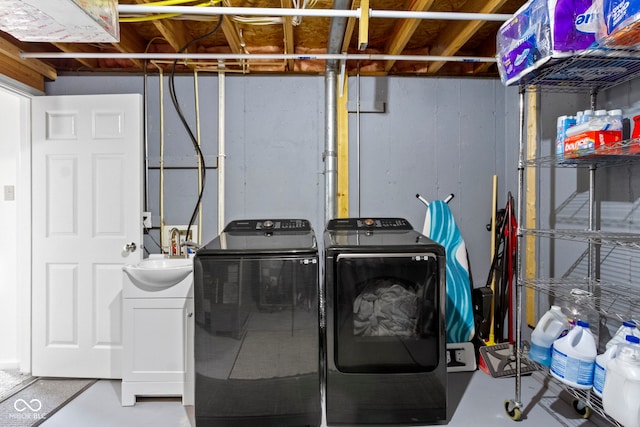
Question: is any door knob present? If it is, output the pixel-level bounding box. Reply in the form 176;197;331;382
124;242;137;253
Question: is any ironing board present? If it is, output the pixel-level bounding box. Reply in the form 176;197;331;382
420;196;475;343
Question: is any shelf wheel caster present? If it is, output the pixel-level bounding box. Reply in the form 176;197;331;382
505;399;523;421
571;399;592;419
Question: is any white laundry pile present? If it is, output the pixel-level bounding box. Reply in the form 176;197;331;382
353;278;418;337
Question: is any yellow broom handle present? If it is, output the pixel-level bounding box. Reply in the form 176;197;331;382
487;175;498;345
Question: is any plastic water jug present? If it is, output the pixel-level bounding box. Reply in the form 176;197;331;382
550;320;597;389
606;320;639;350
563;288;598;334
556;116;576;158
593;343;619;397
607;109;623;131
528;305;570;366
602;335;640;427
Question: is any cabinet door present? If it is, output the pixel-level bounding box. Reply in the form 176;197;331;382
123;298;189;382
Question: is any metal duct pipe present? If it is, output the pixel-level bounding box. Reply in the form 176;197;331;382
325;68;338;223
324;0;352;223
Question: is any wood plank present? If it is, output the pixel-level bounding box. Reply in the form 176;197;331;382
341;0;359;54
358;0;370;50
112;26;148;69
384;0;435;72
281;0;295;71
427;0;507;74
0;51;44;91
133;0;188;52
221;16;243;54
0;37;56;81
51;43;100;69
337;75;349;218
472;40;497;74
526;89;538;327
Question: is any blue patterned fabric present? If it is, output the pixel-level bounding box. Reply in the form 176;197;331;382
423;200;475;343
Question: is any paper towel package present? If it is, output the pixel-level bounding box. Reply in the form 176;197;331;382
596;0;640;47
497;0;597;86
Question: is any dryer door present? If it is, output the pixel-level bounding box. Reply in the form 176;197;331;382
334;253;443;373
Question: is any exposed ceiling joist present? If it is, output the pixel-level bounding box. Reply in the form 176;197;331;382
134;0;189;52
281;0;295;71
0;0;521;78
341;0;359;54
0;37;56;81
112;26;149;69
427;0;508;74
52;43;101;69
384;0;436;72
221;16;244;54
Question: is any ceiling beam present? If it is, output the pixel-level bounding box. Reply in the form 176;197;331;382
383;0;435;72
427;0;507;74
0;37;56;81
472;38;497;74
341;0;360;54
221;16;243;54
0;51;45;91
51;43;101;69
112;26;148;69
134;0;189;52
281;0;295;71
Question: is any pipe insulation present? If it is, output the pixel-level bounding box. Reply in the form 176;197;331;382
117;4;513;21
20;52;497;63
194;70;203;244
218;67;226;236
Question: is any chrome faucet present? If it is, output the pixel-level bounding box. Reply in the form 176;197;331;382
169;227;184;257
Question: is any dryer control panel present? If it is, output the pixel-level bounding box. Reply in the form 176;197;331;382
326;217;413;231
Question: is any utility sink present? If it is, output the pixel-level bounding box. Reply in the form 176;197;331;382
123;256;193;290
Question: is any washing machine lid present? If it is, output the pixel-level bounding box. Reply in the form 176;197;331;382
197;219;317;254
324;217;439;249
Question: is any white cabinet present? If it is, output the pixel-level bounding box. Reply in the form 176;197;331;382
121;270;194;406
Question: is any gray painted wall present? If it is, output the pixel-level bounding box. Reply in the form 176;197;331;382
44;69;640;343
45;74;519;287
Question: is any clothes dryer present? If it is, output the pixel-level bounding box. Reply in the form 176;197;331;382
324;218;447;425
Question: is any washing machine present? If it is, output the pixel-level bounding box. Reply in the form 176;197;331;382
193;219;321;427
324;217;447;425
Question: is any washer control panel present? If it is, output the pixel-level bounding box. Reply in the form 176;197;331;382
224;219;311;233
326;218;413;231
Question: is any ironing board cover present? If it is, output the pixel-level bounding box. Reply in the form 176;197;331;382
423;200;475;343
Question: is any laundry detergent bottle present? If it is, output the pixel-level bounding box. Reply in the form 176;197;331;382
550;320;597;389
602;335;640;427
528;305;570;366
593;343;619;397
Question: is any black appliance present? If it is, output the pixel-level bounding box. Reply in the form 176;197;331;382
194;219;321;427
324;218;447;425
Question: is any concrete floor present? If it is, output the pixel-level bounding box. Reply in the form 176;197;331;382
36;371;608;427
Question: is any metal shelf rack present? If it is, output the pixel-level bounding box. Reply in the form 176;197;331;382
506;46;640;423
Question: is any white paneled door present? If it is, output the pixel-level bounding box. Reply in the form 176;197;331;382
32;94;143;378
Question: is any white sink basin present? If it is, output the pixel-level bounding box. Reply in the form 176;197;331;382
123;257;193;290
